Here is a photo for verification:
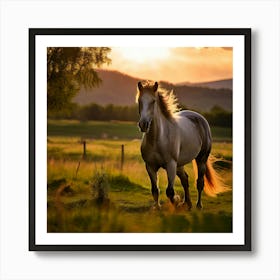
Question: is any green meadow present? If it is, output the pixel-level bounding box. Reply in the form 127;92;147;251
47;120;232;233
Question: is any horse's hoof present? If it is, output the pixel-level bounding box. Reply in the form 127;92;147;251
173;194;181;206
196;203;203;210
186;200;192;210
151;204;161;211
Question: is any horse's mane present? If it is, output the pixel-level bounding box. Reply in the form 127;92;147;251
157;88;180;119
136;81;180;120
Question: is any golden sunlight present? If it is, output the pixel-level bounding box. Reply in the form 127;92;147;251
104;47;232;83
117;47;170;63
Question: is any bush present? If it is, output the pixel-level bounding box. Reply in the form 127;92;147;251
91;171;110;204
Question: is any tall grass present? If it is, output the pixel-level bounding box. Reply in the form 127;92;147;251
47;121;232;233
47;135;232;233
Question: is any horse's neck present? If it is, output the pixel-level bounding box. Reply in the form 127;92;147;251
146;104;166;144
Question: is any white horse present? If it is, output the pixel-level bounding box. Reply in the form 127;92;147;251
136;81;225;209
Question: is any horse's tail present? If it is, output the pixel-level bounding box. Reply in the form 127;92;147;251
192;155;228;197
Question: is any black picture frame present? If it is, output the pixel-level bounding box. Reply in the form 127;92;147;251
29;28;251;251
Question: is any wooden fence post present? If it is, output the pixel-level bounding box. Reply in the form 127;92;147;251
121;144;124;171
75;161;81;178
82;140;87;159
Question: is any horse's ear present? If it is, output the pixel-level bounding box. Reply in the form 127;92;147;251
153;82;158;92
138;82;143;92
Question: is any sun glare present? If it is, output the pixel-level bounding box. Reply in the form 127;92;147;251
107;47;232;83
118;47;170;63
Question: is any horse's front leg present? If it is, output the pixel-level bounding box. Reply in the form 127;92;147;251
165;160;177;204
145;163;160;209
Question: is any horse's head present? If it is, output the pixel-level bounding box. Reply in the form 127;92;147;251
137;81;158;132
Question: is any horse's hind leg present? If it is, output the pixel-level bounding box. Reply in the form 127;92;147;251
145;163;160;209
176;166;192;210
166;160;177;204
195;157;207;209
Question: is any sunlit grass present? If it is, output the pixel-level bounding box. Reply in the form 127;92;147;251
47;135;232;233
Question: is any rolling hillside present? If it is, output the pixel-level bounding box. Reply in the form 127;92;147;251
74;69;232;112
176;79;232;90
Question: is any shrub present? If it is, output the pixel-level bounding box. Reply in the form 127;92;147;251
91;171;110;204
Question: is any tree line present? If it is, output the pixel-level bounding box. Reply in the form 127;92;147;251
48;103;232;128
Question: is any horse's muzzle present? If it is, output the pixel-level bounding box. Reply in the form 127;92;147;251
138;119;152;133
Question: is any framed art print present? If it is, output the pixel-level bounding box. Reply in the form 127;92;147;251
29;28;251;251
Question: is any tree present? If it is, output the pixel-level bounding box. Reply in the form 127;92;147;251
204;105;232;127
47;47;111;113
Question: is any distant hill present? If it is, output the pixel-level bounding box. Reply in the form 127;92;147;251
177;79;232;90
74;69;232;112
161;82;232;112
75;69;139;106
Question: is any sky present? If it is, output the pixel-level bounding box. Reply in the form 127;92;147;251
102;47;232;84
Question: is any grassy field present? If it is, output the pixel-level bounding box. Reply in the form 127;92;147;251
47;120;232;233
48;119;232;142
